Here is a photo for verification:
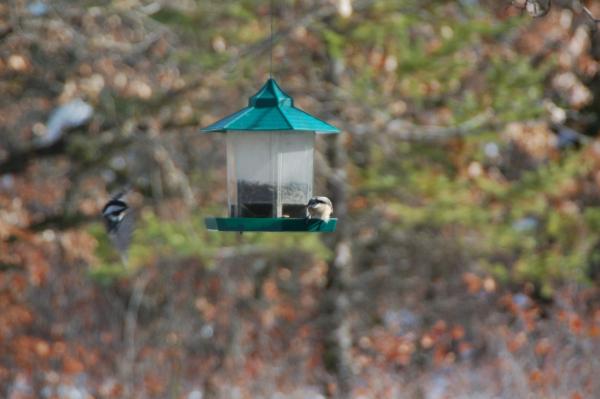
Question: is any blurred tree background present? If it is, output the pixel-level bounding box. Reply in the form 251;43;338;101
1;0;600;398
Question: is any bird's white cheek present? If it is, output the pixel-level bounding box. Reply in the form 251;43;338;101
107;213;125;223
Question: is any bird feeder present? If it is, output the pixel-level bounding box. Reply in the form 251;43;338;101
201;78;339;232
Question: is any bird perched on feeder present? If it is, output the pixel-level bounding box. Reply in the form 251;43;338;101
306;196;333;222
102;189;134;262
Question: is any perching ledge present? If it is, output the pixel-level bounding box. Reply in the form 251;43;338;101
204;217;337;232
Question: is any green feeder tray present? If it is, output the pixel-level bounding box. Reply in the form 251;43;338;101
204;217;337;232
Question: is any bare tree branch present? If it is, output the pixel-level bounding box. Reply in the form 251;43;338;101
120;270;153;398
511;0;551;17
579;2;600;28
512;0;600;29
383;110;497;142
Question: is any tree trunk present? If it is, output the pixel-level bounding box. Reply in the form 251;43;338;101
320;61;354;396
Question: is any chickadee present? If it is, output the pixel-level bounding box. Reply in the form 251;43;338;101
102;190;134;261
306;196;333;222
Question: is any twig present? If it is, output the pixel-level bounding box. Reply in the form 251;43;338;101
383;110;497;142
149;139;195;207
0;25;13;41
27;212;95;232
512;0;600;29
120;269;152;398
0;138;67;175
579;2;600;30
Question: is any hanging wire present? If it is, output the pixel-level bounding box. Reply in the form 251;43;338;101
269;0;274;78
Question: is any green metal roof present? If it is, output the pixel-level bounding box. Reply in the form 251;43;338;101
201;79;340;134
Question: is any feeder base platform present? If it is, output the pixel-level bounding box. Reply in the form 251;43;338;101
204;217;337;232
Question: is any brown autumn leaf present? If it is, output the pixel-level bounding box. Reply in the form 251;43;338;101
144;373;166;396
569;315;583;335
451;325;466;340
398;340;416;356
534;338;551;357
63;356;85;374
432;320;447;335
529;369;544;384
420;333;434;349
194;297;217;321
7;54;29;72
263;279;279;301
34;340;50;358
458;341;473;357
433;346;449;366
52;341;67;357
350;196;368;211
483;277;496;292
462;272;482;293
277;302;298;322
588;325;600;338
508;331;527;352
59;231;98;264
396;352;412;366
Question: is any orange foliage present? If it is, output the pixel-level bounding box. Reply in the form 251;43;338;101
462;272;482;293
529;369;544;385
144;373;166;396
62;356;85;374
534;338;552;357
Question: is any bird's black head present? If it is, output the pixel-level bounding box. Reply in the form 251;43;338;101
102;198;128;216
307;197;331;207
102;198;128;233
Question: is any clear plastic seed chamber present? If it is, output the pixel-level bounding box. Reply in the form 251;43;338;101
227;131;313;218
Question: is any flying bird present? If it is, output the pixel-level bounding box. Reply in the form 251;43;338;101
102;190;134;262
306;196;333;222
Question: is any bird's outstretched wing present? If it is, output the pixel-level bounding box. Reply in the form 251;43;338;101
109;210;134;260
